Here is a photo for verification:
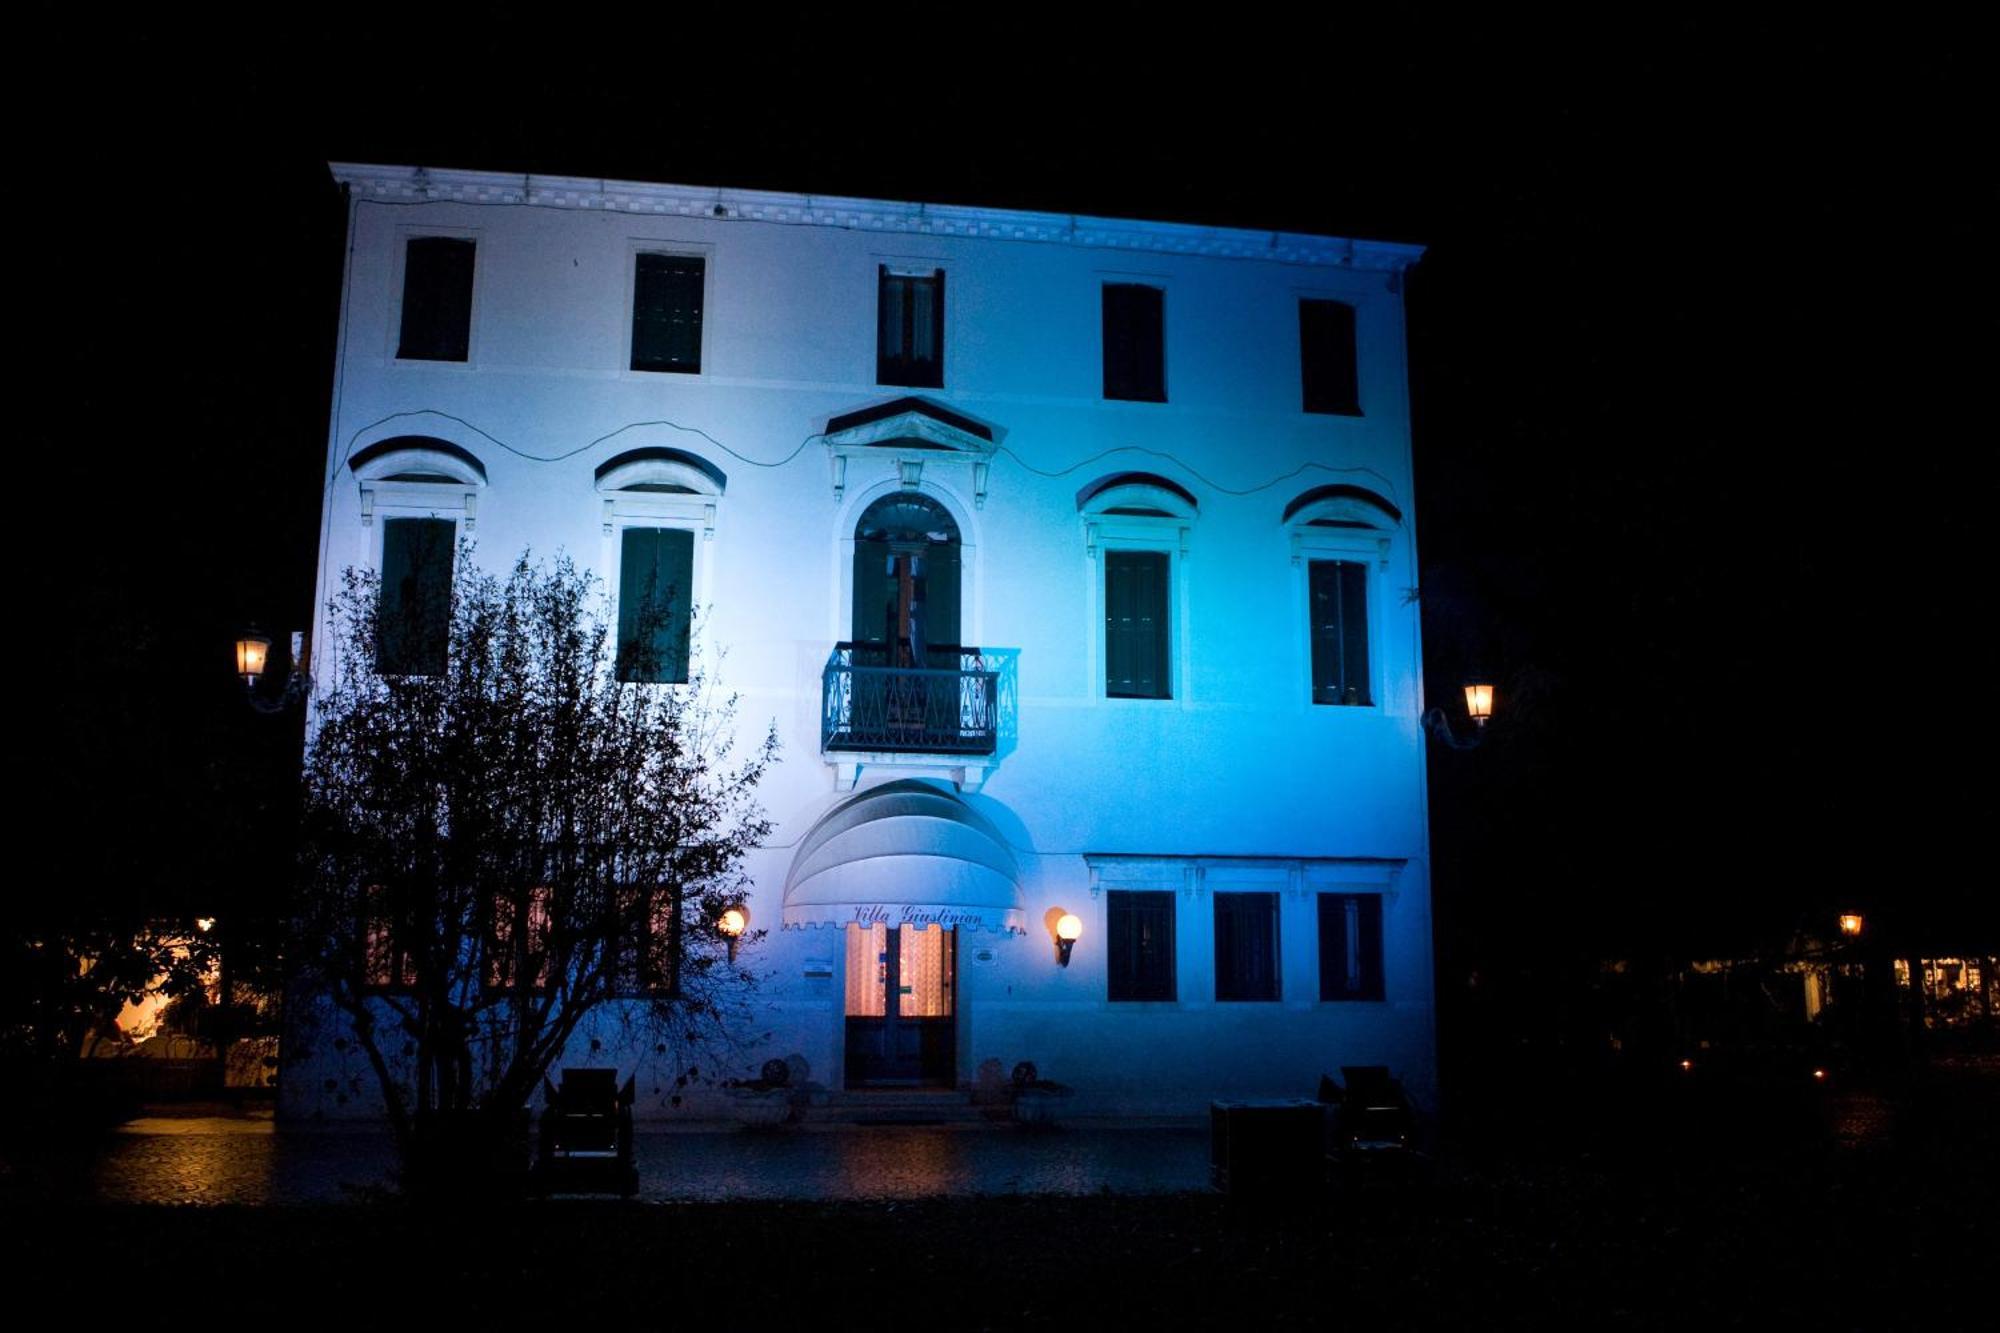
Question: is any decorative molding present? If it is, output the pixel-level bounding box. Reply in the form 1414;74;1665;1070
823;398;1000;505
333;163;1427;272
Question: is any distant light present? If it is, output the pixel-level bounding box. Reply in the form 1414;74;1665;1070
196;917;216;933
1812;1068;1826;1081
1839;914;1863;937
1463;681;1495;727
235;632;272;684
1679;1059;1693;1072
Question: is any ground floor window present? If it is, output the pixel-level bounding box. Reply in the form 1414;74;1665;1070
1214;892;1280;1001
1107;890;1176;1001
1318;893;1384;1000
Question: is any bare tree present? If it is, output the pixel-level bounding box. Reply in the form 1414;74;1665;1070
293;549;774;1161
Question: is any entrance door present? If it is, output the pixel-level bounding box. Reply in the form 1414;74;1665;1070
844;923;956;1087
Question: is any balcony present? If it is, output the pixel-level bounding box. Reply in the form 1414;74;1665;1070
821;644;1016;790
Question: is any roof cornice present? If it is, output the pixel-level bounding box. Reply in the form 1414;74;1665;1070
329;163;1425;272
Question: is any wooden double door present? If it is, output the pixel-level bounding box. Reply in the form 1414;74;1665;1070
844;923;957;1087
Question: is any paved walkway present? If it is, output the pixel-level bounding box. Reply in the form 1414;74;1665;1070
26;1113;1212;1204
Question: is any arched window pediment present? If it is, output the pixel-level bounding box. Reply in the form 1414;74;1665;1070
593;447;727;497
1280;483;1402;529
1283;484;1401;568
595;448;726;540
1078;472;1197;558
350;436;487;528
1076;472;1199;519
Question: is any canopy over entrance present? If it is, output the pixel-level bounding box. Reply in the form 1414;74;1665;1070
782;780;1023;934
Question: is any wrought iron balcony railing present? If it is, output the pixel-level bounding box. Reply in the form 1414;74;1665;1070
822;643;1005;756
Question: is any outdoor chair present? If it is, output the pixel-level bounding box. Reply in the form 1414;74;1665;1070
534;1067;638;1197
1322;1065;1426;1185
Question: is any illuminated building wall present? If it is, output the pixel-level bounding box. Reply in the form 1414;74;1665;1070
289;163;1434;1119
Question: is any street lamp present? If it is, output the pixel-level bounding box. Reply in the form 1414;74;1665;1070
1838;913;1863;938
235;629;309;714
235;631;271;686
1423;675;1498;750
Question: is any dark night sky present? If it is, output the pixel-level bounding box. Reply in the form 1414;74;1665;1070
25;11;1991;961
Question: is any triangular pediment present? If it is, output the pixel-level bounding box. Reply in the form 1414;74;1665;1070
823;397;998;455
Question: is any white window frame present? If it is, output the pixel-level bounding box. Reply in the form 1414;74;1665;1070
597;457;723;687
1294;290;1366;417
1286;496;1395;714
1082;481;1196;706
388;225;483;369
874;255;952;390
1097;270;1171;406
621;239;714;380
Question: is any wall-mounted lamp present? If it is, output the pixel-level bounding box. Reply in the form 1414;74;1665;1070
719;905;749;963
1462;681;1495;729
1054;912;1082;967
1838;913;1863;938
235;631;271;685
1423;676;1497;750
235;628;310;714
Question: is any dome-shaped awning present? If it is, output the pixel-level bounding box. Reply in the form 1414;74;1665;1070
782;780;1023;934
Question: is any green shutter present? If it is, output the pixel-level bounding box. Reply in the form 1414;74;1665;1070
1106;550;1169;698
398;237;475;362
925;543;960;664
1310;560;1370;705
1300;299;1360;415
1339;560;1370;705
618;527;693;683
378;518;453;675
632;254;704;373
851;539;894;656
1103;283;1165;402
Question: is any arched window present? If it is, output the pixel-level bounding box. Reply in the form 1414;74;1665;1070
349;436;489;676
1078;473;1198;701
1282;484;1402;708
595;448;727;684
851;493;961;668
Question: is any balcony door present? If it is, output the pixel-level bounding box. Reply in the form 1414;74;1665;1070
844;923;957;1087
853;494;960;669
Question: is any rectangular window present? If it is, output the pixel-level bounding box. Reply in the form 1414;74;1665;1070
1107;891;1177;1001
1104;549;1170;699
1102;283;1165;402
616;527;695;684
397;236;475;362
1309;559;1371;705
1318;893;1384;1001
1215;892;1280;1001
485;886;554;992
614;883;681;996
362;884;417;990
1299;298;1360;415
631;253;705;373
878;266;944;388
377;517;454;676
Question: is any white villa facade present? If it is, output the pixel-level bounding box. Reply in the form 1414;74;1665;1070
285;162;1433;1120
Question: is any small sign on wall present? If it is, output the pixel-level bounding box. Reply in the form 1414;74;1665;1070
802;956;833;980
966;943;1001;968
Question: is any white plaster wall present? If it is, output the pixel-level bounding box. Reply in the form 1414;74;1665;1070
286;172;1433;1121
